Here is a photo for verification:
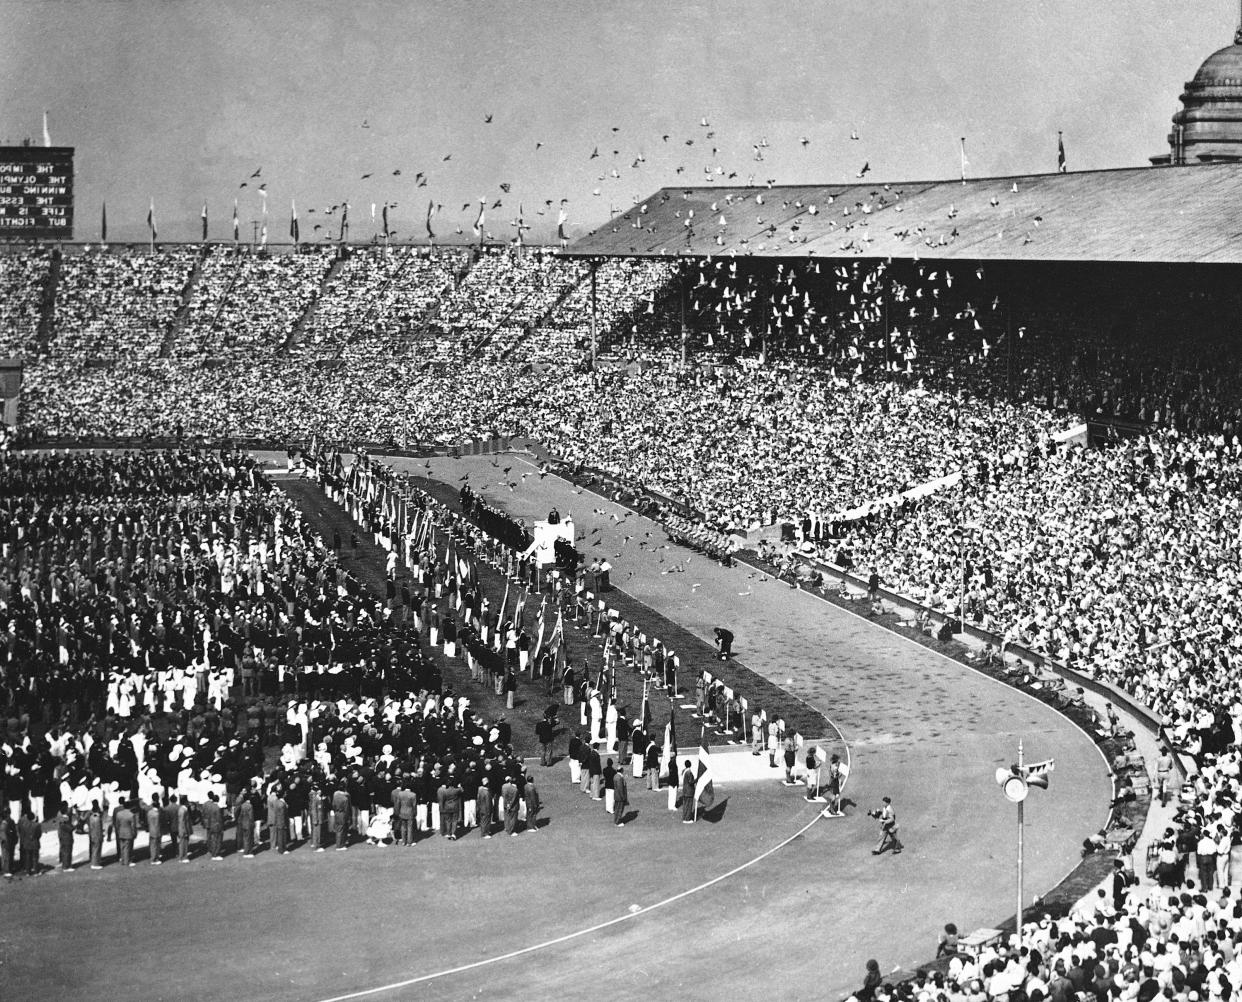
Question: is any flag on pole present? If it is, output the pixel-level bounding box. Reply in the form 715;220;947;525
290;199;299;242
959;137;969;184
514;202;528;246
557;203;568;245
233;199;240;242
548;608;564;659
1057;132;1066;173
425;199;437;241
640;677;652;732
42;110;51;148
663;701;678;766
101;202;107;243
340;202;349;241
1023;758;1055;789
531;596;548;663
695;728;715;809
382;202;389;237
472;199;485;242
494;580;511;651
147;199;157;241
201;201;208;241
513;586;527;629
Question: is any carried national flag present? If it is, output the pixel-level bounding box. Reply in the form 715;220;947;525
147;199;157;241
290;199;299;242
42;110;51;148
547;608;564;658
472;199;485;242
494;580;511;652
1057;132;1067;173
425;199;437;241
232;199;240;242
100;202;107;243
201;201;208;241
531;596;548;663
639;676;652;732
663;700;678;766
695;728;715;810
959;137;969;184
1023;758;1055;789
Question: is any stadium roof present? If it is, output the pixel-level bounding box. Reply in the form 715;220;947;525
564;162;1242;265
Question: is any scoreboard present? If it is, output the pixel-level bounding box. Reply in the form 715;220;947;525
0;146;73;240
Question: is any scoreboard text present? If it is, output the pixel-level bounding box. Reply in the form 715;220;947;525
0;147;73;240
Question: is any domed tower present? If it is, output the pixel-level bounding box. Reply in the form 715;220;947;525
1153;13;1242;164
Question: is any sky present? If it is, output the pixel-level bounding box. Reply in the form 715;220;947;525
0;0;1235;243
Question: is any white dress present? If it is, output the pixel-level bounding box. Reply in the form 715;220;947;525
368;806;393;843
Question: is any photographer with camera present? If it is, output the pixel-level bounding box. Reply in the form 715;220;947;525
869;796;904;856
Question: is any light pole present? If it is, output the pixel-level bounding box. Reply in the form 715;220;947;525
996;744;1054;955
997;741;1027;953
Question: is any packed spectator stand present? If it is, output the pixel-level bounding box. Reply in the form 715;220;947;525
8;240;1242;996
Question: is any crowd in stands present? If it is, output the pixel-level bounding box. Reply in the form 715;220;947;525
298;246;463;360
177;246;333;358
0;250;51;356
52;248;197;359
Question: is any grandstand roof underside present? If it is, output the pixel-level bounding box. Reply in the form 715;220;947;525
565;163;1242;265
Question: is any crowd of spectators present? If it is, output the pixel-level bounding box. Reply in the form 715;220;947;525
0;250;51;356
297;246;464;359
52;248;198;360
176;246;333;358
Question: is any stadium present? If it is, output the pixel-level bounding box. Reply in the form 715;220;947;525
2;3;1242;1000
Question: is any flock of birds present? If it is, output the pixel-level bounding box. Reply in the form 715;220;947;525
223;111;882;244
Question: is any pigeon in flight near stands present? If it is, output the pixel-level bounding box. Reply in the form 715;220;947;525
590;147;599;159
250;167;262;177
856;162;870;178
484;113;493;123
850;129;860;140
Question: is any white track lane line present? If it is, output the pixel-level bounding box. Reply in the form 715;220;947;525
310;766;849;1002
